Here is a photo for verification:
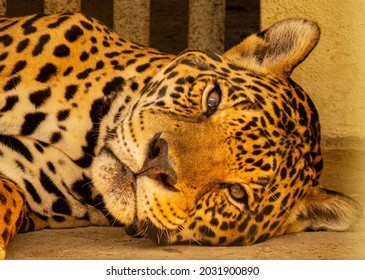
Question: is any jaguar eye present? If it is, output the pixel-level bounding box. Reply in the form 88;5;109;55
220;183;249;206
229;184;246;201
207;91;220;108
205;86;221;116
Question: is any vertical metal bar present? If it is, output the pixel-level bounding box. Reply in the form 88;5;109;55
6;0;44;17
0;0;6;16
150;0;188;54
82;0;113;28
188;0;225;53
113;0;150;46
44;0;81;14
225;0;260;51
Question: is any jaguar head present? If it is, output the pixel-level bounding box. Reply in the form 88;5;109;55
92;19;362;245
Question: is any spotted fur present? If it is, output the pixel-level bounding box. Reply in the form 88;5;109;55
0;13;362;259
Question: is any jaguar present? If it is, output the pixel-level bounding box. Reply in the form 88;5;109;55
0;13;362;259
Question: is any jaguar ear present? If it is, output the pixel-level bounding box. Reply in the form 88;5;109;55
223;18;320;78
284;187;363;234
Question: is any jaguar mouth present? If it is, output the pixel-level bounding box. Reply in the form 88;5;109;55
101;146;137;189
125;219;172;245
96;132;180;232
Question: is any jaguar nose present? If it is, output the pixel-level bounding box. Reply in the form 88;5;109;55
139;133;178;191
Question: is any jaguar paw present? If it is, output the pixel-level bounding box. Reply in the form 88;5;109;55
0;246;6;260
0;177;26;259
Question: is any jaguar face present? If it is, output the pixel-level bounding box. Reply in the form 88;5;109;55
92;19;362;245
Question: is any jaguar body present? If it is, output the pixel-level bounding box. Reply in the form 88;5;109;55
0;13;361;259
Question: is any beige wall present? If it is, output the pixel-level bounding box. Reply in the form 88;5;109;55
114;0;150;46
44;0;81;13
261;0;365;142
0;0;6;15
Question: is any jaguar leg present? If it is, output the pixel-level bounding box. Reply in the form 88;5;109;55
0;176;26;260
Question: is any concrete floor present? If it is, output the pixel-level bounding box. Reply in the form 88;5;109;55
6;148;365;260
